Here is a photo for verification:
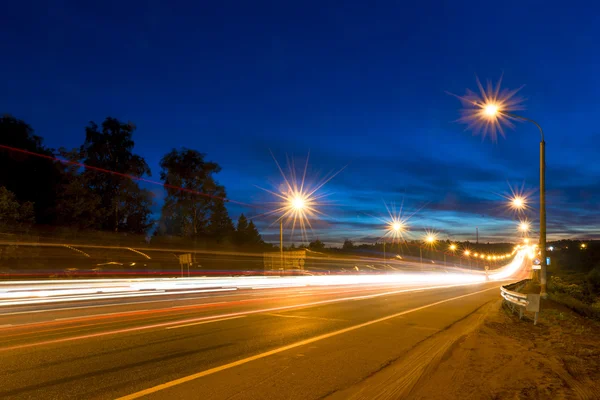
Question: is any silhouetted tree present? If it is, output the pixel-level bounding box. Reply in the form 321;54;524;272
234;214;249;245
81;117;153;233
246;221;264;246
54;148;104;229
0;115;62;224
0;186;34;227
309;239;325;251
342;239;354;250
158;148;221;237
207;199;235;243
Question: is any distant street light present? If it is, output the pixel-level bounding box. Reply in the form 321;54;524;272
581;243;587;249
463;249;471;269
511;196;526;210
384;220;406;263
453;78;548;297
446;243;457;266
420;232;437;264
519;221;530;232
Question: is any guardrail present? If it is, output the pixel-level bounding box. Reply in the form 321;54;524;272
501;279;540;325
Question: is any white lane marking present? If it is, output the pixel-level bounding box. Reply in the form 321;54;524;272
265;313;346;322
116;285;499;400
165;316;246;330
54;310;149;321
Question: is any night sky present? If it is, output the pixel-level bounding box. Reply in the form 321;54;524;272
2;1;599;244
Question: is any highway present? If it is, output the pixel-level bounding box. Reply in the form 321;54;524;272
0;251;531;399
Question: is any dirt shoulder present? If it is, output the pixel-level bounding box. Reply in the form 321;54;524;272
412;298;600;400
330;298;600;400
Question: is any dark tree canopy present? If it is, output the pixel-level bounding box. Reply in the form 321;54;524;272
207;199;236;243
0;186;35;227
309;239;325;251
0;115;62;224
158;148;222;237
234;214;264;247
80;117;153;233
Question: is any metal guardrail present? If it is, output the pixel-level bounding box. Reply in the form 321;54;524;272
501;279;540;325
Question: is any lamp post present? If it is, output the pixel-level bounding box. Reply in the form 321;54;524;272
422;234;436;265
448;243;457;266
279;194;307;272
454;80;548;297
385;221;404;264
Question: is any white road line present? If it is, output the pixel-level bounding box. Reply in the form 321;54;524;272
265;313;346;322
165;316;246;330
116;285;499;400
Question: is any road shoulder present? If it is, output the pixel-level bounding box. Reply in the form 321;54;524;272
330;299;600;400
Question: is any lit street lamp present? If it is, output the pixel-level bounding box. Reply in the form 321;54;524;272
446;243;457;266
384;221;405;263
454;78;548;297
420;233;437;264
511;196;526;211
279;193;308;265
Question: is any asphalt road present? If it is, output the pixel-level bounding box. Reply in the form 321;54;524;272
0;277;511;400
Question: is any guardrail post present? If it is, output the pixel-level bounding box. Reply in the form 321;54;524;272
519;307;523;320
534;312;538;325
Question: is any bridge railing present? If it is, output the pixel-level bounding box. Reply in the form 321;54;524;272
501;279;540;325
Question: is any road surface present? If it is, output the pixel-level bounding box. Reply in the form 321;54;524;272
0;279;512;400
0;250;531;399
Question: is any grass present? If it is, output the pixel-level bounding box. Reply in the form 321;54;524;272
548;291;600;321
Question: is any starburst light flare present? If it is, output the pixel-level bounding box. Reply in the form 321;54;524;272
452;76;525;141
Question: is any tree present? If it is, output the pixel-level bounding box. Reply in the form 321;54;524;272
158;148;222;237
207;199;235;243
343;239;354;250
54;148;104;229
246;221;264;246
309;239;325;251
234;214;249;245
0;186;35;227
234;215;265;248
0;115;62;224
80;117;153;233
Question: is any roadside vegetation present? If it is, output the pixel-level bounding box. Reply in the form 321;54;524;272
547;240;600;320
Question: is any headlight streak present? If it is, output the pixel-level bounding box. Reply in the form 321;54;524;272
0;251;530;308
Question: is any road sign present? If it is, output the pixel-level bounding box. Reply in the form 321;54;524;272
532;264;541;270
546;257;551;265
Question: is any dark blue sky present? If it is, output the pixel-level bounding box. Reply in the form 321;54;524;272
2;1;599;244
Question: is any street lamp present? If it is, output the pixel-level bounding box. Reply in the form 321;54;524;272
420;233;437;264
464;249;471;269
518;220;531;237
454;78;548;297
279;193;308;267
447;243;457;266
511;196;526;211
384;221;405;263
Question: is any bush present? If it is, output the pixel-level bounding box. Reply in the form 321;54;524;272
549;292;600;321
549;276;586;301
586;267;600;296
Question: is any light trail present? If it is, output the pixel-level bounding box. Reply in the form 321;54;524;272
0;282;496;352
0;249;530;308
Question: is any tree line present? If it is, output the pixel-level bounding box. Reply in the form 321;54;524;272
0;115;265;248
